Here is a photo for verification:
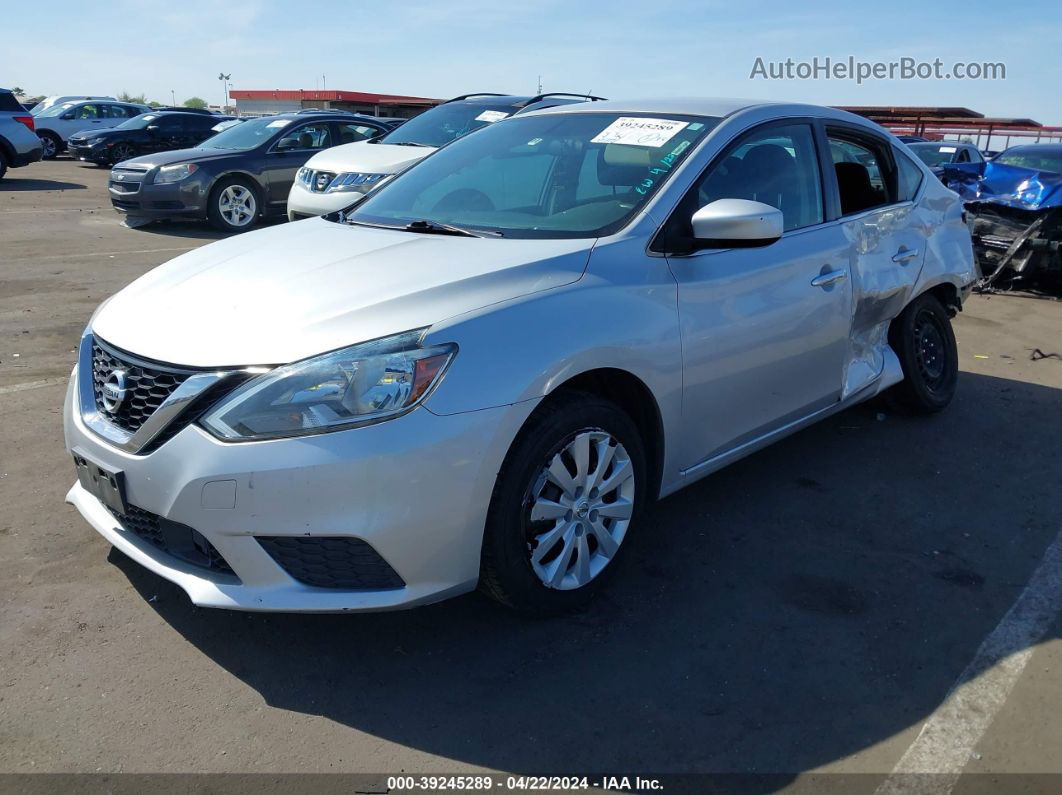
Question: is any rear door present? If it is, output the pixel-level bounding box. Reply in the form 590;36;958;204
662;120;854;469
824;125;926;397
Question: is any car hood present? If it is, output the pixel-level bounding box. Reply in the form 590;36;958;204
116;147;241;170
91;217;593;367
70;128;127;143
302;141;435;175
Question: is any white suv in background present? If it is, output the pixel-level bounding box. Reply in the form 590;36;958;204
286;92;604;220
33;100;152;158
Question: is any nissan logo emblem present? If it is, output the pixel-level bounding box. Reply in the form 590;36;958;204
101;370;128;412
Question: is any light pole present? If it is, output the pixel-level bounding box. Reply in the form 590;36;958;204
218;73;231;111
171;89;176;106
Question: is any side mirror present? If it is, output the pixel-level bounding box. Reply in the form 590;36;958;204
145;125;159;133
691;199;783;249
275;137;299;151
61;112;74;120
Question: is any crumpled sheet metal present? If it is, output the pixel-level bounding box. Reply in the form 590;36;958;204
941;161;1062;211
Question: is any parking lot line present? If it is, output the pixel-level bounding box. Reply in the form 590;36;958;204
30;246;200;261
0;378;68;395
877;529;1062;794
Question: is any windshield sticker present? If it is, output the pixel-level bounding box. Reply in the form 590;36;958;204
527;137;543;146
266;119;292;128
635;139;694;196
688;122;705;131
592;117;689;148
939;146;957;153
475;110;510;123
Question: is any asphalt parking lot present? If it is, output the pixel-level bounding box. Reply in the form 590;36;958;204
1;158;1061;789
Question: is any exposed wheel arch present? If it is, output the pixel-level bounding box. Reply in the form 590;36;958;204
544;368;665;501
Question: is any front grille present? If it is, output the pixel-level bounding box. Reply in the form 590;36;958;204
111;504;236;577
112;198;140;211
311;170;337;193
91;339;192;433
110;166;147;193
256;537;404;590
110;181;139;194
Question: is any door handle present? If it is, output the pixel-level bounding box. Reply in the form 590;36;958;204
811;269;848;288
892;247;920;264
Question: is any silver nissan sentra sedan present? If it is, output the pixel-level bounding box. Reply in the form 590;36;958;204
65;98;977;614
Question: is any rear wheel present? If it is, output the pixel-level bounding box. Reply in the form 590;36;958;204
207;178;259;232
38;131;62;159
888;293;958;413
480;392;648;614
0;149;7;180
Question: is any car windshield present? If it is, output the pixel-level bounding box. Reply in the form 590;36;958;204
993;149;1062;174
114;113;160;130
36;102;78;118
344;112;718;239
907;143;962;167
378;102;519;148
197;116;290;150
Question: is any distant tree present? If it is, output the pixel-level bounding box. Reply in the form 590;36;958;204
11;86;25;96
147;101;163;108
183;96;208;109
118;91;147;104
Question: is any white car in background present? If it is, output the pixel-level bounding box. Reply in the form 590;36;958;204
287;92;604;220
30;95;116;114
33;100;152;158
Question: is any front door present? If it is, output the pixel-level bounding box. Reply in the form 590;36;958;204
666;121;853;470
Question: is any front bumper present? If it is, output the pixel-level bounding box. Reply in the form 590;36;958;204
68;141;110;164
64;368;528;611
109;175;208;219
286;181;364;221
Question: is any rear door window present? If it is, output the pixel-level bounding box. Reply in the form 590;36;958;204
827;133;895;215
894;148;924;202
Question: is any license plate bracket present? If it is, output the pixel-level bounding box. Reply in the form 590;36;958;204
73;454;128;514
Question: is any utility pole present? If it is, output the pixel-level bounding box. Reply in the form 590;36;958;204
537;75;542;94
218;73;231;111
171;89;176;106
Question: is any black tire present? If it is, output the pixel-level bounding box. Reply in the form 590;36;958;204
0;149;7;181
480;391;648;614
888;292;958;413
207;177;260;232
38;131;62;159
109;142;137;165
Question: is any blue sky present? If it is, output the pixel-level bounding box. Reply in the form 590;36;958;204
3;0;1060;124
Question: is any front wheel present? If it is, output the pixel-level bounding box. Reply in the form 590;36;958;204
480;392;648;614
109;142;137;165
207;178;259;232
888;293;959;413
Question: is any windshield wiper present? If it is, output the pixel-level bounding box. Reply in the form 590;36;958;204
391;141;432;147
404;219;501;238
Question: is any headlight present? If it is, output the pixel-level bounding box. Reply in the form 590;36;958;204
154;163;199;184
325;172;389;194
296;166;313;186
200;330;456;441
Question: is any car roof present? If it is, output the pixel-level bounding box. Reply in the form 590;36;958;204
907;141;973;148
525;97;901;132
1000;143;1062;154
270;111;381;122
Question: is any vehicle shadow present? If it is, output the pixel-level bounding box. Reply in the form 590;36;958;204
0;177;87;191
127;217;287;240
111;370;1062;778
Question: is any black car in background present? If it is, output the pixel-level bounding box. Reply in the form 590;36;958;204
109;111;392;231
68;111;231;166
